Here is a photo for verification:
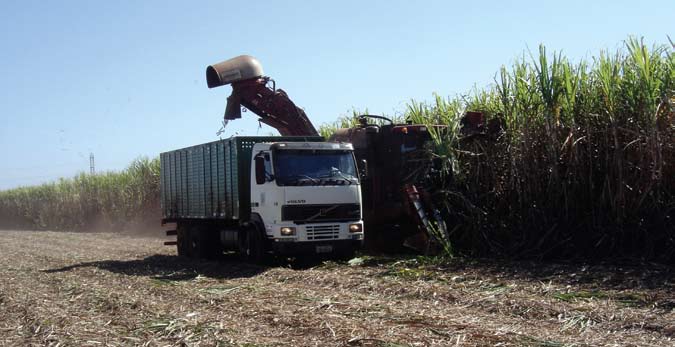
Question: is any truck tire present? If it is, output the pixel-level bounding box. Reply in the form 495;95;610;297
188;224;222;260
176;222;190;257
187;225;204;259
239;225;268;264
203;228;223;260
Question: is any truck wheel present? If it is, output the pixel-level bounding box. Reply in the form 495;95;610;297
187;225;203;259
203;228;223;260
239;225;268;264
176;223;190;257
187;224;222;260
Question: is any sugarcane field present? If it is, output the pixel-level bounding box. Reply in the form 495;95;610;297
0;2;673;346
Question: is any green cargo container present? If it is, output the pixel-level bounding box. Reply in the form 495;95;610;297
160;136;323;223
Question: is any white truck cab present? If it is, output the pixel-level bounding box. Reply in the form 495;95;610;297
250;141;364;256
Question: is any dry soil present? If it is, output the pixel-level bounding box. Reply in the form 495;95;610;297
0;230;673;346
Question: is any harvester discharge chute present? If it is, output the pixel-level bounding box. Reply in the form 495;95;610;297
206;55;318;137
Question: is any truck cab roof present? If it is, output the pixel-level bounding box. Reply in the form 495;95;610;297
255;142;354;151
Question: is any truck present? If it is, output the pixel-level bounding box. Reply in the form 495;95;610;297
160;58;365;261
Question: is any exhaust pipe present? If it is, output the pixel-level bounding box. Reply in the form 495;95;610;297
206;55;264;88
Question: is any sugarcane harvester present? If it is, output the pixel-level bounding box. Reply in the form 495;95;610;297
329;117;450;253
206;55;449;253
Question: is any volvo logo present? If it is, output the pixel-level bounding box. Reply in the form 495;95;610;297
306;205;339;221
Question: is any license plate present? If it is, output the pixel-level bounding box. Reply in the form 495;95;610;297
315;245;333;253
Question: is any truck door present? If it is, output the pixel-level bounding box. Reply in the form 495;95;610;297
251;151;283;236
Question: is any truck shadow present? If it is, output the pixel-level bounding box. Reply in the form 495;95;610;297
43;253;272;281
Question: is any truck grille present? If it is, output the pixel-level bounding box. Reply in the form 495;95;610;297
282;204;360;222
306;224;340;240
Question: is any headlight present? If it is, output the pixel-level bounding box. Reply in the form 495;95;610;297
349;223;362;233
280;227;296;236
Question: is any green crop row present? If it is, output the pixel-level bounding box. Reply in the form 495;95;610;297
403;37;673;260
318;37;673;260
0;157;160;232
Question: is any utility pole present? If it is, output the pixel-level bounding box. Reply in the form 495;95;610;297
89;153;95;175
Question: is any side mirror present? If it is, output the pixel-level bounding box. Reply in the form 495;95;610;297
254;156;266;185
358;159;369;179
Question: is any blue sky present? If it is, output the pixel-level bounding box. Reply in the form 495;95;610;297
0;0;671;189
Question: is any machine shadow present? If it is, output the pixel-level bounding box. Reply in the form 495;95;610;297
43;253;274;281
360;255;674;292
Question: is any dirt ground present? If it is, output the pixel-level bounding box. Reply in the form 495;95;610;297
0;230;673;347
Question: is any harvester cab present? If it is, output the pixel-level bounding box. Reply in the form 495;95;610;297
460;111;506;139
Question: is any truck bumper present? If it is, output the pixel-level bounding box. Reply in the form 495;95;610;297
270;239;363;256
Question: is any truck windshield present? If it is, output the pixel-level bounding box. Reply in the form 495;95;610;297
275;150;359;186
